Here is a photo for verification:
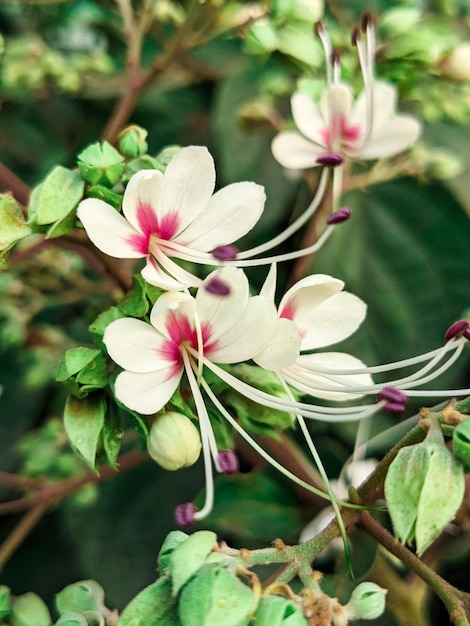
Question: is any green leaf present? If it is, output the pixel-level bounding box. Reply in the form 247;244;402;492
101;403;124;468
157;530;189;576
453;418;470;471
118;577;180;626
178;564;256;626
64;394;106;469
57;348;102;382
88;307;126;344
0;585;11;619
0;194;31;252
86;185;123;209
169;530;217;595
10;592;51;626
55;580;104;615
35;166;84;226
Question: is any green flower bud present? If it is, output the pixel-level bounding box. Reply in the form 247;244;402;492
11;592;51;626
385;426;465;554
252;595;307;625
148;412;201;471
453;418;470;471
118;125;149;158
77;142;125;186
345;582;387;621
439;43;470;81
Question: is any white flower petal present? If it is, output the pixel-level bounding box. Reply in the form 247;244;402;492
272;132;324;169
175;182;265;251
104;318;169;373
141;257;195;291
254;317;301;370
279;274;344;331
114;368;182;415
319;83;354;126
150;291;196;339
259;264;277;301
162;146;216;234
209;296;277;363
196;268;249;341
283;352;373;400
121;170;164;233
356;115;421;160
291;92;327;145
349;82;398;137
77;198;144;258
299;291;367;351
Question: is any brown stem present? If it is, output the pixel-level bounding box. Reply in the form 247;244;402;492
0;162;31;206
358;512;470;625
0;501;50;571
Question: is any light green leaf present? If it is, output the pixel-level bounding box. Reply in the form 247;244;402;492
118;577;180;626
35;166;84;226
169;530;217;595
0;194;31;251
0;585;11;619
10;592;51;626
178;564;256;626
64;394;106;469
157;531;189;576
57;348;102;382
252;595;307;626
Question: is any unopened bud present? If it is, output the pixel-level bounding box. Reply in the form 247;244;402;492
148;412;201;470
439;43;470;82
345;582;386;620
77;141;125;187
118;125;149;158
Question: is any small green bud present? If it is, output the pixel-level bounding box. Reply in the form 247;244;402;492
118;125;149;158
252;595;307;625
55;580;105;615
77;142;125;186
439;43;470;81
148;412;201;471
10;592;51;626
453;418;470;471
345;582;387;621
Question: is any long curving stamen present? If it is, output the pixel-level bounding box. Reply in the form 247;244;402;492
315;21;333;86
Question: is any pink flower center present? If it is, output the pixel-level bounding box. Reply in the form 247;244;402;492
320;115;361;151
160;312;215;366
126;201;180;255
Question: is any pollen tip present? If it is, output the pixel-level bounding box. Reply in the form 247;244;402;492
327;207;351;225
174;502;196;527
316;152;344;167
444;320;469;341
351;26;361;46
211;244;238;261
205;277;231;297
331;50;341;66
382;401;407;413
314;21;324;37
361;12;374;32
377;386;408;407
218;450;239;474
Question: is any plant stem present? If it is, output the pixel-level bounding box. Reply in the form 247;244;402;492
0;501;49;571
0;162;31;206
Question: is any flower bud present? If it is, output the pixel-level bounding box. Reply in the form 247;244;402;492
77;141;125;186
148;412;201;471
453;418;470;471
439;43;470;81
118;125;149;158
252;594;306;626
345;582;387;620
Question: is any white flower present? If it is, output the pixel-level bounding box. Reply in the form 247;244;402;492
254;267;373;400
272;82;422;169
77;146;266;290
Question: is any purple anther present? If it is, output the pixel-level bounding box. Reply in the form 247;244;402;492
351;26;361;46
205;277;231;296
174;502;196;527
331;50;341;66
211;245;238;261
218;450;239;474
464;327;470;341
361;12;374;32
377;386;408;406
326;207;351;225
316;153;344;167
382;401;407;413
314;21;324;37
444;320;469;341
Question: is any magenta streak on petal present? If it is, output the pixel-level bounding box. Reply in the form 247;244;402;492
134;200;180;248
280;302;296;321
320;115;362;151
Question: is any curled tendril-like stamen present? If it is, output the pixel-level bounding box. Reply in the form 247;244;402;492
218;450;239;474
175;502;196;527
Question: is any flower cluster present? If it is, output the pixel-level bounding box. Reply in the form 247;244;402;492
75;17;469;525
